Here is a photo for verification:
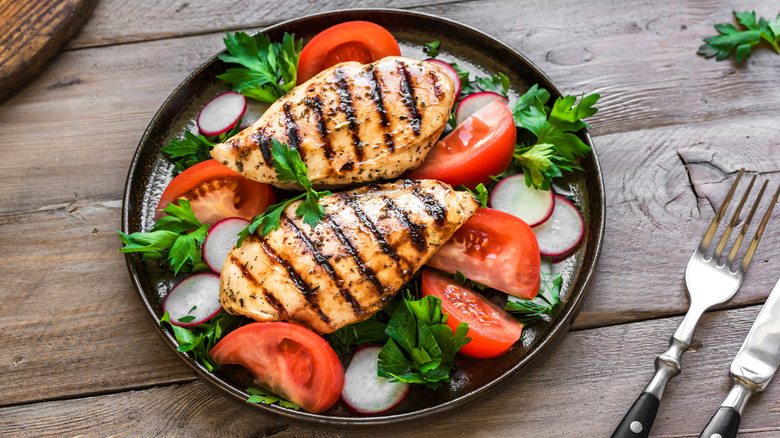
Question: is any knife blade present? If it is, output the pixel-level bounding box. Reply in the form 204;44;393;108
698;276;780;438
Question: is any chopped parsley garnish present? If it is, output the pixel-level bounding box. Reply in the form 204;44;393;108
160;310;242;372
698;11;780;63
217;31;302;103
378;294;470;389
423;40;441;58
237;139;331;247
117;199;209;275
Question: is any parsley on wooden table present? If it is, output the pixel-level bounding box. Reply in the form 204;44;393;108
218;32;302;103
698;11;780;63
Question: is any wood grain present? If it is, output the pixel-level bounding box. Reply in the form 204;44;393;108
0;0;97;103
3;306;780;437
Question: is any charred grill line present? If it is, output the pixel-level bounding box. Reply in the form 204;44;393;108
254;129;273;168
229;254;286;316
305;96;335;160
257;234;330;324
368;66;395;153
382;195;427;252
324;213;385;293
397;61;422;136
408;182;447;225
340;193;402;264
428;70;443;100
282;216;364;316
335;68;364;160
282;102;303;153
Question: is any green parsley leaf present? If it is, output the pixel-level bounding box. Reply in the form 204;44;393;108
476;72;510;97
118;199;209;275
423;40;441;58
217;32;302;103
698;11;780;63
378;295;470;389
246;387;301;409
160;310;242;372
324;316;390;358
505;271;563;324
237;140;331;246
160;122;243;173
448;62;477;95
457;183;489;208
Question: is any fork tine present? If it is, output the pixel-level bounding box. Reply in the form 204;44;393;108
734;182;780;272
699;168;744;252
713;174;756;260
725;179;767;269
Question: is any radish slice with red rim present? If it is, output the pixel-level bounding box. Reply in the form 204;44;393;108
489;174;554;227
341;345;410;414
424;59;461;100
532;195;584;257
162;273;222;327
202;217;250;273
455;91;508;126
197;91;247;136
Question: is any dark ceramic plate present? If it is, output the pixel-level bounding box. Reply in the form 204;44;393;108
122;8;605;430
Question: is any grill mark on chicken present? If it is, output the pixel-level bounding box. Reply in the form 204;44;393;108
282;102;303;154
405;181;447;225
340;193;402;264
254;128;273;168
257;234;330;325
229;254;286;316
304;95;335;160
367;65;395;153
282;216;364;316
324;213;384;293
334;68;364;160
428;70;443;100
397;61;422;136
382;195;427;252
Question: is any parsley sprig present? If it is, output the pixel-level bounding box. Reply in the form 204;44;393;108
161;122;243;173
237;139;331;247
378;294;470;389
505;271;563;324
698;11;780;63
246;387;301;409
118;200;209;275
160;310;242;372
511;85;599;190
218;32;302;103
423;40;441;58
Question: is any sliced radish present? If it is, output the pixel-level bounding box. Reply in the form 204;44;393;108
455;91;509;126
197;91;247;136
532;195;584;257
490;174;554;227
162;273;222;327
202;217;250;273
239;99;271;129
425;59;461;100
341;346;410;414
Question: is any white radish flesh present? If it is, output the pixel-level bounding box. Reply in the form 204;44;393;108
163;273;222;327
455;91;508;126
489;174;554;227
341;346;410;414
197;92;247;136
202;217;250;273
424;59;461;100
532;195;584;257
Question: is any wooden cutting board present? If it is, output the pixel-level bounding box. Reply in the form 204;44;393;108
0;0;97;103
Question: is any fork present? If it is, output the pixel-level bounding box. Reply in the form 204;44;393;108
612;169;779;438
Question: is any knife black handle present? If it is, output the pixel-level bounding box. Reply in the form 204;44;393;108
698;406;741;438
611;392;660;438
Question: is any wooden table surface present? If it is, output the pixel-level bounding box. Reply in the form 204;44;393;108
2;0;779;436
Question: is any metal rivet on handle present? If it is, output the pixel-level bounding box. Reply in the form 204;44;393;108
630;421;643;433
710;435;722;438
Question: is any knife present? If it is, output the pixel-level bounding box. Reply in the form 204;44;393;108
698;276;780;438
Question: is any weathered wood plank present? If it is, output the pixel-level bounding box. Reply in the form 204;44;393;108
3;306;779;437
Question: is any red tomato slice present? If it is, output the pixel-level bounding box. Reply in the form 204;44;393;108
426;208;541;299
297;21;401;83
406;100;516;189
209;322;345;414
156;159;275;225
422;268;523;359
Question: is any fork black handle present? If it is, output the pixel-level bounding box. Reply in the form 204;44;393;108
698;406;740;438
611;392;660;438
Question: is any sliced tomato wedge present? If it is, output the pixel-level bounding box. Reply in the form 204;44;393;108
297;21;401;83
422;268;523;359
407;99;516;189
209;322;345;414
426;208;541;299
156;159;275;225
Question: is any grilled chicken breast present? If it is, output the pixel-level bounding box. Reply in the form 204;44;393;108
210;57;456;189
219;179;479;334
